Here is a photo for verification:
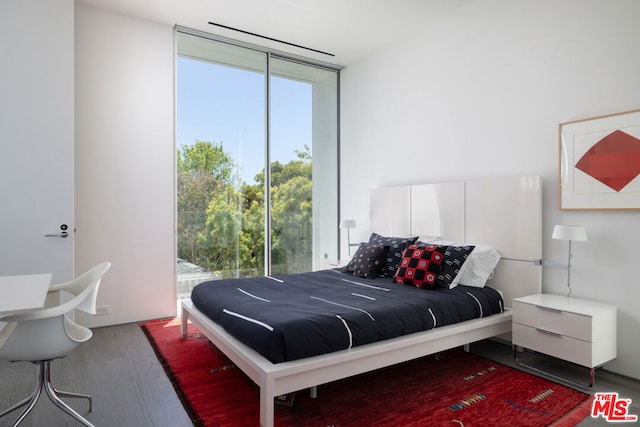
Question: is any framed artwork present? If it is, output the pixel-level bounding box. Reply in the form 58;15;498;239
559;108;640;210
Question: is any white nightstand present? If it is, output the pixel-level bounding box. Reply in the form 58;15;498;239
512;293;617;387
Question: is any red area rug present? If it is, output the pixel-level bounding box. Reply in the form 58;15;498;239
140;318;593;426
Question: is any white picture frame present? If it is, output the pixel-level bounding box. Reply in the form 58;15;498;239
559;108;640;210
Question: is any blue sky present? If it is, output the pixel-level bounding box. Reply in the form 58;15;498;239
177;57;311;183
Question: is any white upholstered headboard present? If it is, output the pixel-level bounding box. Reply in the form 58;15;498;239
370;176;542;308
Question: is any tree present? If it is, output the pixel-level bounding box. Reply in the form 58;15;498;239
176;140;238;270
262;145;313;273
200;184;243;273
177;140;313;277
177;140;238;183
176;170;218;268
271;174;312;273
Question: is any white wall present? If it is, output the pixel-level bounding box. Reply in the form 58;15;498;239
341;0;640;379
74;4;176;327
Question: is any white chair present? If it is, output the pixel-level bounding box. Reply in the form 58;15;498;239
0;262;111;427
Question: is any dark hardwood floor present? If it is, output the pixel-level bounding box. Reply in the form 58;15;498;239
1;323;638;426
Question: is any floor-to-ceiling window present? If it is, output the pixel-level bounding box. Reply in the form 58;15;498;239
176;30;339;301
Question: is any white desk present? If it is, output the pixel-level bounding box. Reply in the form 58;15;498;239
0;273;52;317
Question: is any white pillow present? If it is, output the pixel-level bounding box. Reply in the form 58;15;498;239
452;245;501;288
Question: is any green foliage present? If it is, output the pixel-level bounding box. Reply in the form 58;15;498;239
271;175;312;273
177;140;239;272
177;140;312;278
176;170;219;269
177;140;238;184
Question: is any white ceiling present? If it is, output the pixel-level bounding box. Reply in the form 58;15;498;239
76;0;468;66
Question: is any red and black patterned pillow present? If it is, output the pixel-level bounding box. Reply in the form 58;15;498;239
345;243;390;279
394;244;446;289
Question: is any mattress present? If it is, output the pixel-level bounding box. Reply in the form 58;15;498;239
191;269;504;363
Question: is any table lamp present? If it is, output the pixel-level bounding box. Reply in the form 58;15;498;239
340;220;357;256
552;225;587;297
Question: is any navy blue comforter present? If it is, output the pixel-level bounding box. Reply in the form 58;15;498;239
191;269;504;363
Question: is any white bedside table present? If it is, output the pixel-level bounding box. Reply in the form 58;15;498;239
512;293;617;387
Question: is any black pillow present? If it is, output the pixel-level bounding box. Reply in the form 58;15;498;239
368;233;418;276
345;243;389;279
437;245;475;288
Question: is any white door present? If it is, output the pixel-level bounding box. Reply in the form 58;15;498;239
0;0;75;282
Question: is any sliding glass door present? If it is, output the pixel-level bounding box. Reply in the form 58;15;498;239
176;31;339;301
269;57;339;275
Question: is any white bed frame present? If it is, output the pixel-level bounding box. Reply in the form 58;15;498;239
181;175;542;427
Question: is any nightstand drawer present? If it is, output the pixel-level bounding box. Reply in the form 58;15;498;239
512;300;591;341
512;323;593;367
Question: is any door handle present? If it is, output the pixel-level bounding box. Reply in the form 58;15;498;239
45;224;69;238
45;232;68;238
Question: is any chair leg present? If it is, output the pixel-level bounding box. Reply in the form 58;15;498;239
42;360;95;427
0;360;95;427
46;360;93;412
53;389;93;412
0;361;46;427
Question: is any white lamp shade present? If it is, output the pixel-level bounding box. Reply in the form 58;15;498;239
552;225;587;241
340;220;356;229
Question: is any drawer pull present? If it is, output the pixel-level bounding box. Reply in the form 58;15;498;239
535;327;562;337
535;305;562;313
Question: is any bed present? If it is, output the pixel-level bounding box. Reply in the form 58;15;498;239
181;175;542;427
